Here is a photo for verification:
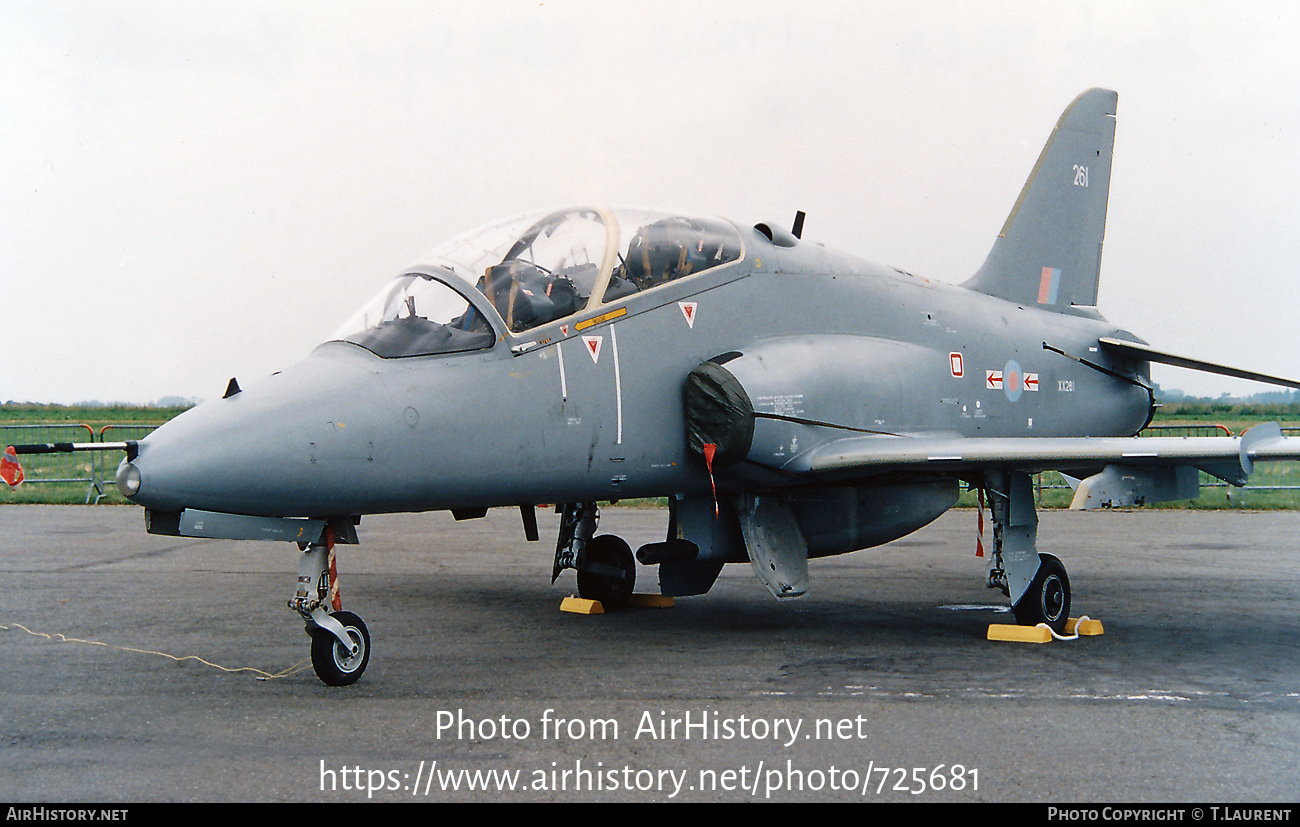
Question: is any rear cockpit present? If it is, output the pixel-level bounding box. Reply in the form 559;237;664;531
330;207;743;358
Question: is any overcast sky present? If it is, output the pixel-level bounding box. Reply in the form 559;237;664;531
4;1;1299;403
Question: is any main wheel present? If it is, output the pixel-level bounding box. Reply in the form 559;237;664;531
576;534;636;610
1013;553;1070;634
310;610;370;686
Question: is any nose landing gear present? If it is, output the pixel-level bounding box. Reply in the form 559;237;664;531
291;527;370;686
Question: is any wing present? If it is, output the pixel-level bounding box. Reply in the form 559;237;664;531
793;422;1300;509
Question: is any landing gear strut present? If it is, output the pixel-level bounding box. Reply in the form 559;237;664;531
982;471;1072;634
553;502;637;609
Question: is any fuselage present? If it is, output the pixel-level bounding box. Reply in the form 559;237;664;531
126;217;1152;519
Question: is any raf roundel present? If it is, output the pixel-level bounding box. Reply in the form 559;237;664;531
1003;360;1024;402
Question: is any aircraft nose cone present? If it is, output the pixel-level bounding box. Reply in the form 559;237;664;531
124;346;393;517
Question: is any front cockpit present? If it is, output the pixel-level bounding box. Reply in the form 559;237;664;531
329;207;743;358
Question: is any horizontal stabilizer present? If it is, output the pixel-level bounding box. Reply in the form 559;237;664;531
1098;337;1300;389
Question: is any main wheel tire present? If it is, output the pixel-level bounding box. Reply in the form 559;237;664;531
1012;554;1070;634
576;534;636;610
310;610;370;686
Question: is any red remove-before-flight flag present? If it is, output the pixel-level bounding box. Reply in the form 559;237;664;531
2;446;25;487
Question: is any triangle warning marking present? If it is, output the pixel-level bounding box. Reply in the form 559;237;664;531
583;335;602;363
679;301;697;328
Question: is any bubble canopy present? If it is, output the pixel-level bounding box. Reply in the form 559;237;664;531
330;207;744;358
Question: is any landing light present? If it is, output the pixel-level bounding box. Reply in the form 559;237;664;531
116;462;141;498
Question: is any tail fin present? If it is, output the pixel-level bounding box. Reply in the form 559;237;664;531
965;88;1117;311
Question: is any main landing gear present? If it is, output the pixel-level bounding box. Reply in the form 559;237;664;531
552;502;637;610
291;527;370;685
981;471;1072;634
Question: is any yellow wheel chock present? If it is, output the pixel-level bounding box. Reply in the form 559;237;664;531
988;616;1104;642
560;594;675;614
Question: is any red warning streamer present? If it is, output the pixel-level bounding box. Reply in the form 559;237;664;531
703;443;719;517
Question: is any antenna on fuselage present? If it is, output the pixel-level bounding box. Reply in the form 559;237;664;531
791;210;806;239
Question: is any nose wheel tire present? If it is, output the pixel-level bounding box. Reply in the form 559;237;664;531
310;610;370;686
576;534;636;610
1012;554;1070;634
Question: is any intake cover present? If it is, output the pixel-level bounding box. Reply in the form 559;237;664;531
682;359;753;465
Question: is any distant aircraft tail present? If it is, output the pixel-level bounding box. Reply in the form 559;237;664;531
964;88;1117;312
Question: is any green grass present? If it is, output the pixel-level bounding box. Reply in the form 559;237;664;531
0;402;191;424
1;404;189;504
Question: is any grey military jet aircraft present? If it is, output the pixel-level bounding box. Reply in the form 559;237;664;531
9;88;1300;685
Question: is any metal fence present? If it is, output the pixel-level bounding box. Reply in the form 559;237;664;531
1;423;161;503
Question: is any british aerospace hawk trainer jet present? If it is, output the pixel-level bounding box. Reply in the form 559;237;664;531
8;88;1300;685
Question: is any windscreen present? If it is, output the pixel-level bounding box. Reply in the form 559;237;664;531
328;207;743;357
331;272;495;358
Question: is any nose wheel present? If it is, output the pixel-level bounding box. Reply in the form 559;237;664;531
309;610;370;686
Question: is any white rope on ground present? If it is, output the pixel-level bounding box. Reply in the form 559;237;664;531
1;621;311;680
